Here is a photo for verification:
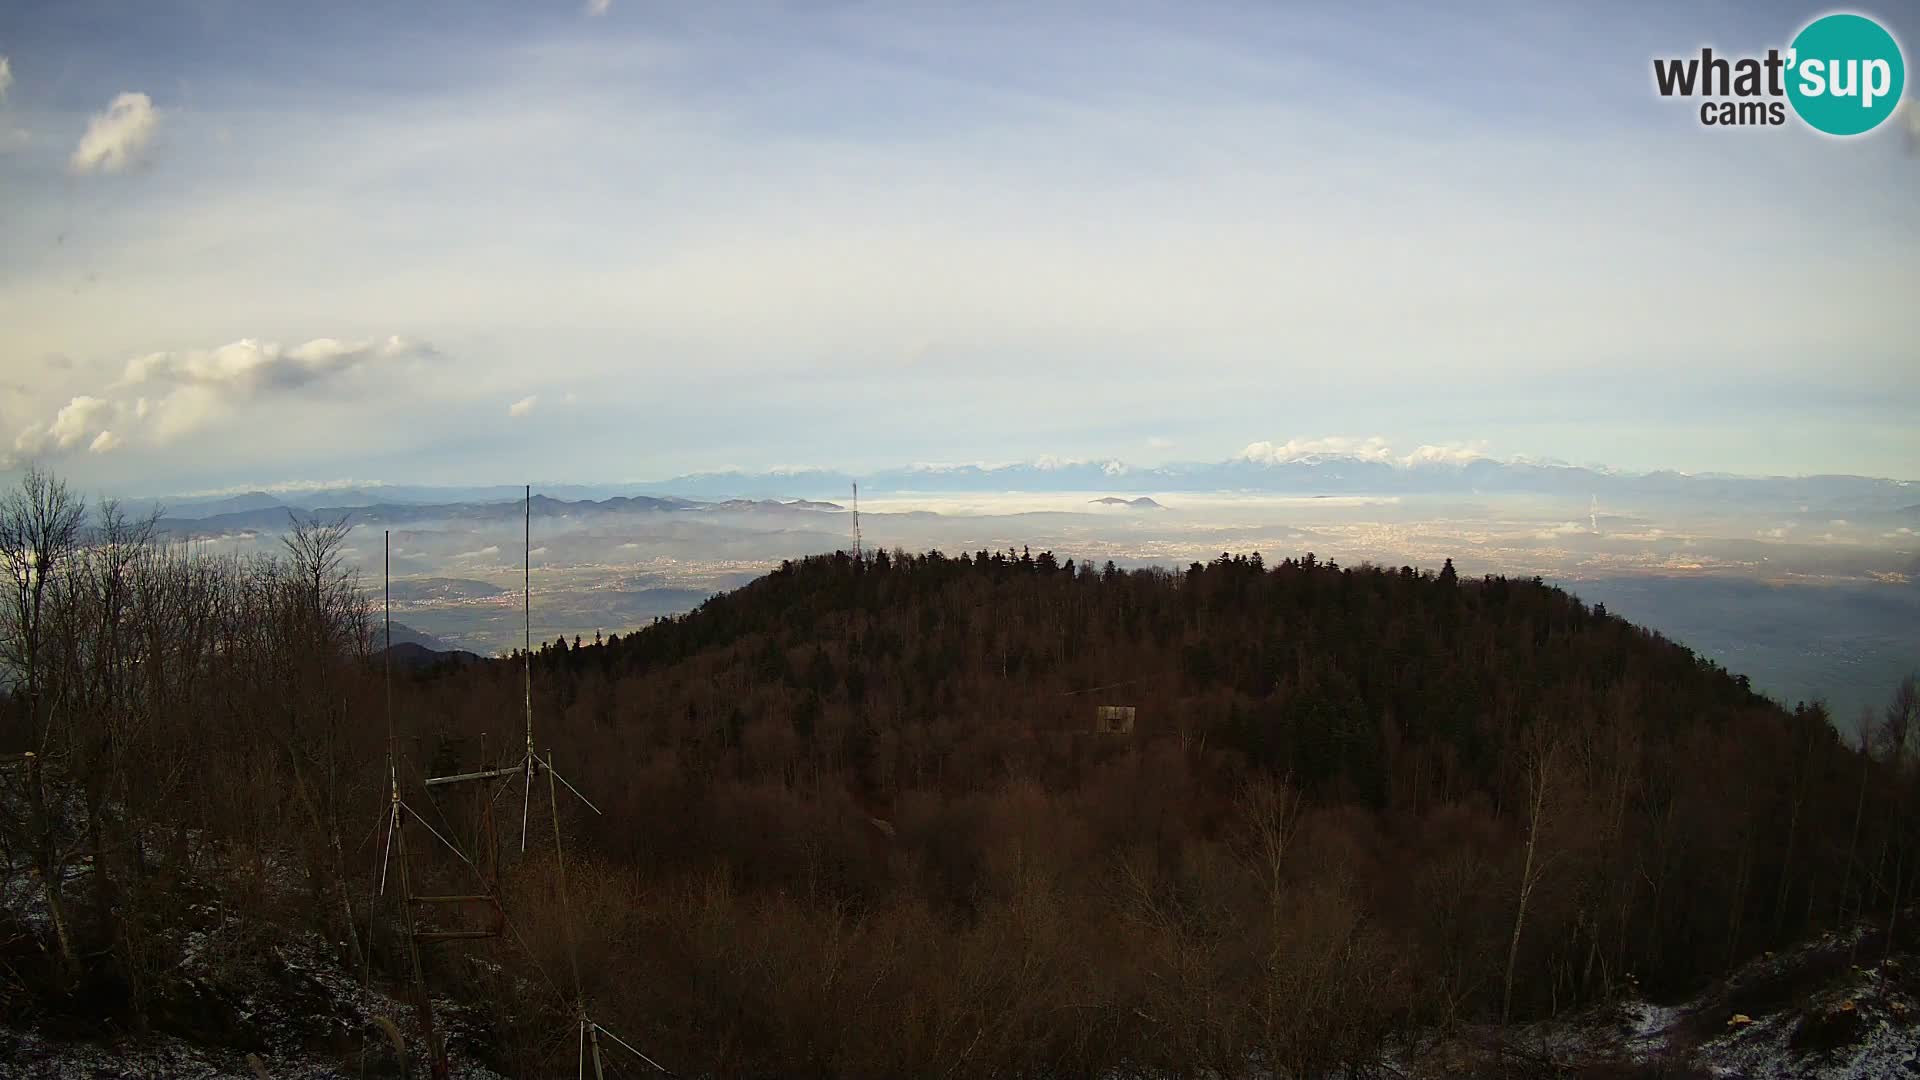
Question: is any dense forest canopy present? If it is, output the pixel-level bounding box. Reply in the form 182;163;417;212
3;467;1917;1078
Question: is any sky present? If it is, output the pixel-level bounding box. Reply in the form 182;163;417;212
0;0;1916;497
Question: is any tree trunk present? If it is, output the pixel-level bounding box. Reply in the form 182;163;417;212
1504;738;1557;1026
27;754;79;981
1839;746;1870;936
1501;829;1538;1026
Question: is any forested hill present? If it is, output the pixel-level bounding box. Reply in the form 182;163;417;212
576;548;1783;808
398;546;1917;1076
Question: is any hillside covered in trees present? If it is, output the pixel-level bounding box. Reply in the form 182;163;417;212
413;547;1919;1074
3;467;1918;1077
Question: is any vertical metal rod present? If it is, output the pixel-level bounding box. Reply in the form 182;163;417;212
522;485;534;851
549;748;585;1001
395;807;450;1080
378;801;395;896
524;484;533;759
546;746;606;1078
386;530;449;1080
578;1018;586;1080
385;530;393;742
382;529;397;895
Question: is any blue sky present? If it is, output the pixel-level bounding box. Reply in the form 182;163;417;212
0;0;1915;495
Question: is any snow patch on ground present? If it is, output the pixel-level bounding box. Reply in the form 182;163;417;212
1620;998;1684;1061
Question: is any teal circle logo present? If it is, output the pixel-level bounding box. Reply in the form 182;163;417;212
1786;13;1906;136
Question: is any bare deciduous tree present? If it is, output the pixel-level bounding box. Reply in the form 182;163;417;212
0;465;87;978
1503;727;1562;1025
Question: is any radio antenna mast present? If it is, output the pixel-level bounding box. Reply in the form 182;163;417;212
852;481;862;559
376;529;454;1080
419;485;601;845
522;484;535;846
387;489;666;1078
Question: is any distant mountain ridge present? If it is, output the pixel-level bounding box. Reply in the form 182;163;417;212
133;454;1915;519
634;456;1914;507
149;495;834;535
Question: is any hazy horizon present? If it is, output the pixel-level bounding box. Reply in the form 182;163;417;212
59;444;1920;504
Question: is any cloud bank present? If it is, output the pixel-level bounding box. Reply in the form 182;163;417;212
1236;437;1489;468
12;336;433;459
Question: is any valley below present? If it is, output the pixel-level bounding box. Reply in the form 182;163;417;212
154;484;1918;722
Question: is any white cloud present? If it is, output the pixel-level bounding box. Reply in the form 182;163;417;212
0;57;22;152
453;545;501;560
69;91;159;175
1145;436;1175;450
119;336;426;393
585;0;611;14
1402;441;1490;467
1237;436;1395;465
1237;436;1488;468
509;394;539;418
14;396;118;454
12;335;432;457
49;396;116;449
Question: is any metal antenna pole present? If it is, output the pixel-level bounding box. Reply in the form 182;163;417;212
549;748;585;998
547;747;602;1079
385;530;392;740
394;796;451;1080
385;530;450;1079
524;485;533;758
380;756;399;896
379;531;400;897
522;484;534;851
852;482;861;559
405;482;650;1077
